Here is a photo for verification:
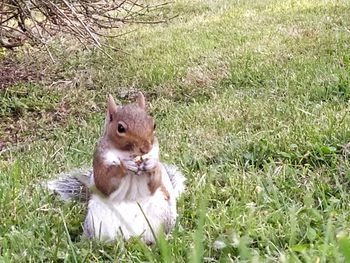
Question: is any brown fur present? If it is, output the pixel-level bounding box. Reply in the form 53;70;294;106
146;163;170;201
93;140;126;196
147;163;162;194
160;185;170;201
106;102;155;155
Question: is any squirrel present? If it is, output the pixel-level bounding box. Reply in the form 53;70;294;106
48;92;186;244
92;92;168;201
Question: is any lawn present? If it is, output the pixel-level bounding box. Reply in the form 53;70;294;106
1;0;350;262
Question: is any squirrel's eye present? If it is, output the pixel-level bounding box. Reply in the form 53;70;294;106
153;123;156;130
117;123;126;133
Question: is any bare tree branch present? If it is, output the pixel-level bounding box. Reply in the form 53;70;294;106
0;0;171;50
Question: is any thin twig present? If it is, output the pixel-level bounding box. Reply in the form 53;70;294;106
61;0;101;47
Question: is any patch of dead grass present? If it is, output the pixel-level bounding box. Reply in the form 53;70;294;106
182;62;229;87
0;56;43;89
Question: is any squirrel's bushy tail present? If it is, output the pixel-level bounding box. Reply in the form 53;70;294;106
47;164;185;202
163;164;186;199
47;168;92;202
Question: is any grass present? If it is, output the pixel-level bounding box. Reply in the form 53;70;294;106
1;0;350;261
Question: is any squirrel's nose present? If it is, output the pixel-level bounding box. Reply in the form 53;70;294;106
140;143;151;154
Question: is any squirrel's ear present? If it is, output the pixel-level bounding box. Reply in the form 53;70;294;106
107;94;118;122
136;92;146;110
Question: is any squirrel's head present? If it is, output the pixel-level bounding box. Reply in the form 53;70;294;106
104;92;156;156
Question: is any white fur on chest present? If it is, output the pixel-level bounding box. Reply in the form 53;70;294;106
101;145;160;202
109;173;151;201
103;149;128;166
103;142;159;166
85;143;177;243
84;165;177;243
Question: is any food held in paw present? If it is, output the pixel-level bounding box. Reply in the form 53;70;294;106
134;153;150;166
134;156;143;166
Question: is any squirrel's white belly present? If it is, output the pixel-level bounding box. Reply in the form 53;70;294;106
84;166;177;243
109;172;152;201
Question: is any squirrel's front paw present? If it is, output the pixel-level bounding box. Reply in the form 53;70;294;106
121;159;139;173
139;157;159;172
